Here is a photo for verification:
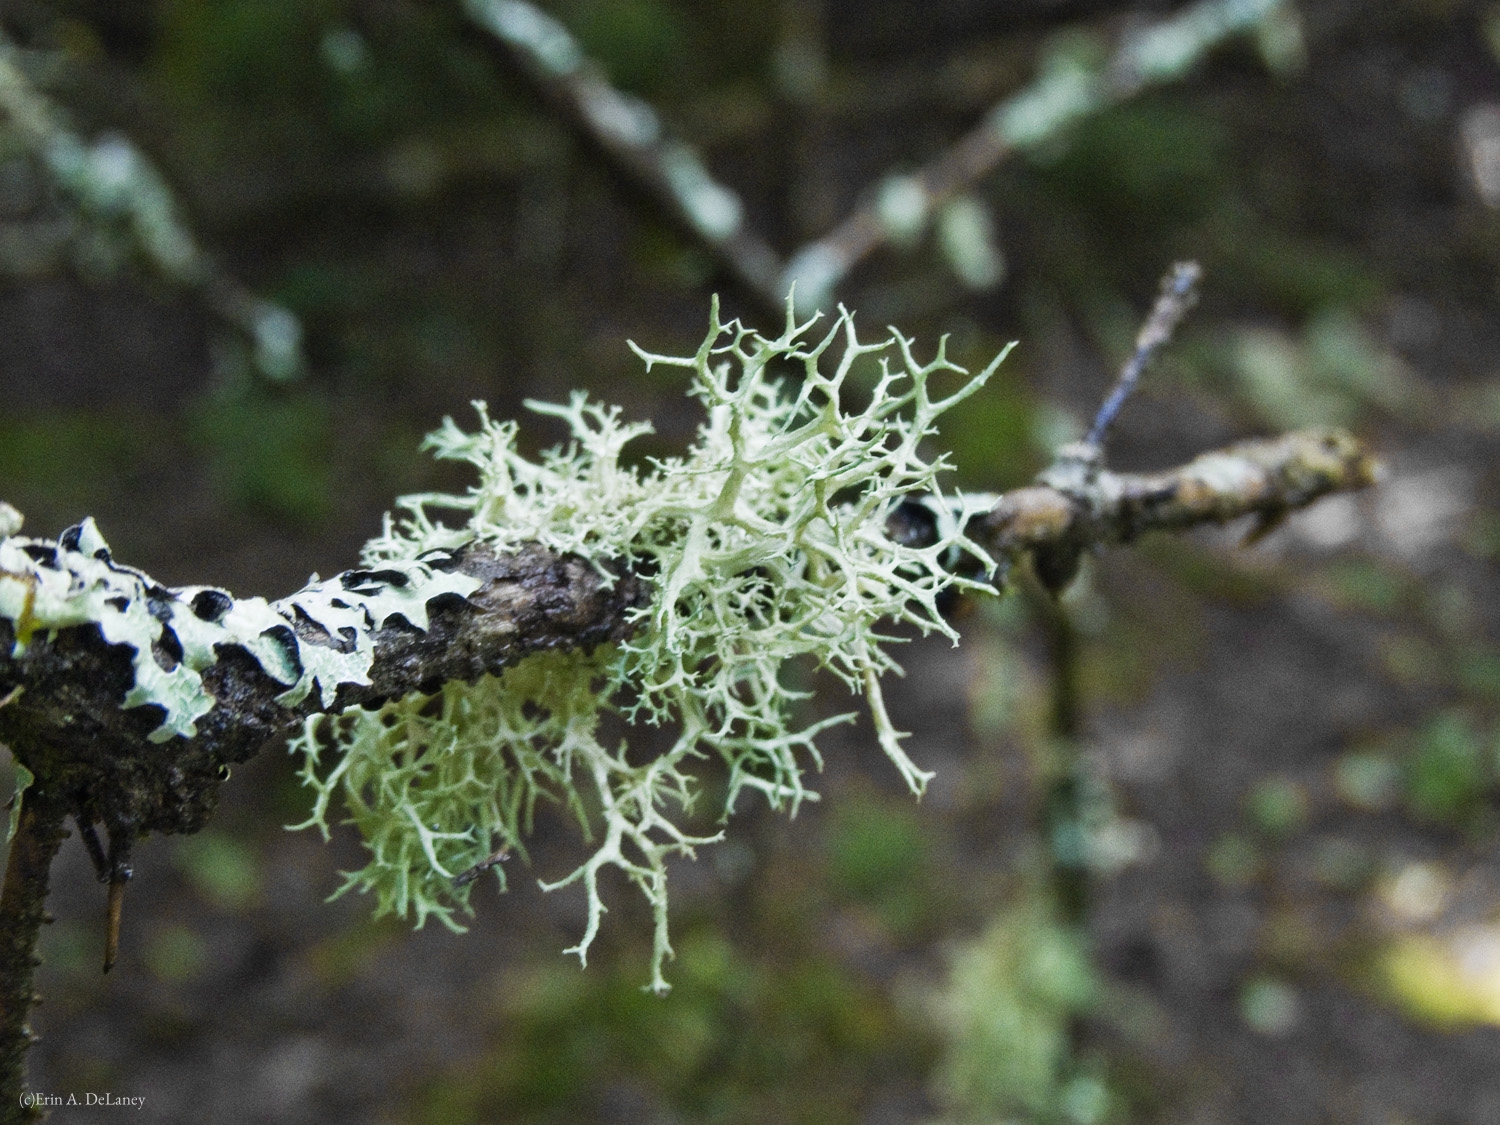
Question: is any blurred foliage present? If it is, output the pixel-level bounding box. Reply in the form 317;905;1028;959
826;793;933;940
173;830;263;912
0;408;170;531
1335;750;1402;813
561;0;688;95
1377;926;1500;1031
141;923;210;984
152;0;507;164
410;923;922;1124
188;385;333;528
1322;557;1414;617
1402;709;1495;830
1247;776;1312;839
1206;832;1265;889
1237;975;1300;1037
929;897;1106;1125
1038;100;1235;227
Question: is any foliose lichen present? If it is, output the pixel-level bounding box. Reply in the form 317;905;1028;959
0;517;479;742
290;300;1009;992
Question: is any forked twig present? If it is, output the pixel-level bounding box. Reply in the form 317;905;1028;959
469;0;1289;311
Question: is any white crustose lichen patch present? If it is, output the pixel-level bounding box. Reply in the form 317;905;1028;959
291;300;1009;992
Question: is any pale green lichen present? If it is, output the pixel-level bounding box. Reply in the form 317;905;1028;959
292;300;1010;992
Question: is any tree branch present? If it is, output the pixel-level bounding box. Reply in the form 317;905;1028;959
0;426;1373;846
780;0;1287;309
465;0;1291;312
0;786;65;1124
0;542;646;842
0;418;1372;1115
977;427;1376;593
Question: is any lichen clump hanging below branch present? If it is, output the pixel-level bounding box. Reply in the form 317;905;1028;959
291;301;1009;992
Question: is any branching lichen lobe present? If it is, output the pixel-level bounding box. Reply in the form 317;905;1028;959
295;300;1004;991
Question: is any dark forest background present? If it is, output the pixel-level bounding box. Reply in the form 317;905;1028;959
3;1;1500;1122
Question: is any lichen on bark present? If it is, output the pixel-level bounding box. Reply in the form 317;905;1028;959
293;300;1007;992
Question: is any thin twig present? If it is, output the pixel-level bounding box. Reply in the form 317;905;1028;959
101;831;130;975
1084;261;1201;448
452;844;511;889
780;0;1284;309
0;43;304;381
466;0;1286;314
978;427;1376;595
75;819;107;882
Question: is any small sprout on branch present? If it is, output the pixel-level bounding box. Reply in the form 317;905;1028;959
102;833;132;975
452;845;511;890
75;820;132;973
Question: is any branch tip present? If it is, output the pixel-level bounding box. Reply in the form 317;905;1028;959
1084;260;1202;449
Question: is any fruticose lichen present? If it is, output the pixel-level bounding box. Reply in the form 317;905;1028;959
290;300;1009;992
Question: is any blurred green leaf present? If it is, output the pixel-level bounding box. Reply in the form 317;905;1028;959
175;831;263;912
1247;777;1310;838
189;388;332;528
143;924;210;983
826;795;931;936
1404;710;1490;826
